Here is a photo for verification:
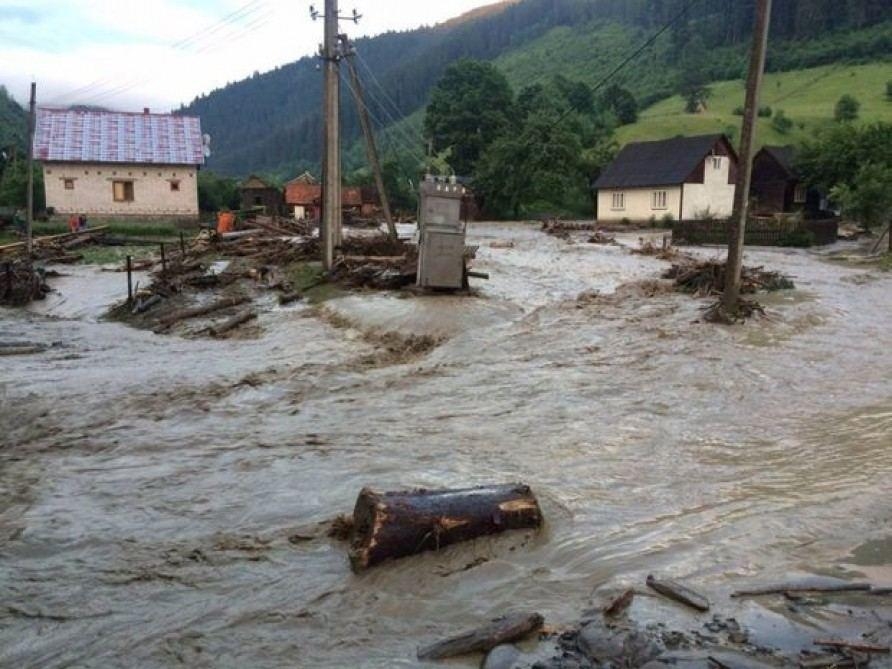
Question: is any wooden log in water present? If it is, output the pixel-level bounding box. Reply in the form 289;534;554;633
603;589;635;617
417;612;544;660
209;310;256;337
349;484;542;571
731;583;872;598
154;295;249;333
132;294;163;315
646;575;710;612
814;639;890;654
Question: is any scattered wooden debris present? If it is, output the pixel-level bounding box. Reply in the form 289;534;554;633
646;574;710;612
632;237;682;259
588;231;617;245
154;295;250;333
731;582;873;598
348;484;542;571
603;589;635;617
814;639;890;654
0;260;50;306
417;612;544;660
0;344;46;356
541;219;598;234
664;260;794;297
208;310;257;337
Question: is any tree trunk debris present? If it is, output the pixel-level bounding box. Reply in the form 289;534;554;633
348;484;542;571
814;639;890;654
154;295;249;333
208;310;257;337
646;575;710;611
731;583;873;598
417;611;544;660
603;589;635;617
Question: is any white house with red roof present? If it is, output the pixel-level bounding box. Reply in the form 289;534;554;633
34;108;205;219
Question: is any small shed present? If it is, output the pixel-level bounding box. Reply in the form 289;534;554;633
240;175;284;215
750;146;820;215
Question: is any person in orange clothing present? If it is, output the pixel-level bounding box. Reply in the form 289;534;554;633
68;213;79;233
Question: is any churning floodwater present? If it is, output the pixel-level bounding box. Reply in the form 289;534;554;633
2;223;891;668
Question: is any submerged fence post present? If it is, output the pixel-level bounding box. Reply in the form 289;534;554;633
179;231;186;255
126;255;133;304
160;243;167;278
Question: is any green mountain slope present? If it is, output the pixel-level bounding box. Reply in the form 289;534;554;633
0;86;27;156
180;0;890;177
616;62;892;148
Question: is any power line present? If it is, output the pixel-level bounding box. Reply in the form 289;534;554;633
353;51;427;146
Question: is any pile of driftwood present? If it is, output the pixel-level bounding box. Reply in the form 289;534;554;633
0;226;110;264
632;237;681;260
664;260;794;297
0;260;50;306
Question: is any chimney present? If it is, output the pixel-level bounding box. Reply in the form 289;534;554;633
143;107;150;114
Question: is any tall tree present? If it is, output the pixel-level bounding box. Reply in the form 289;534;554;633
423;59;514;176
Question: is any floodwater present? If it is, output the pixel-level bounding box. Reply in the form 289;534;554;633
2;223;891;668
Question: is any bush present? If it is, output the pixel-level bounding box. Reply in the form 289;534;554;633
771;110;794;134
662;212;675;225
733;106;744;116
886;80;892;101
758;106;773;118
834;94;860;122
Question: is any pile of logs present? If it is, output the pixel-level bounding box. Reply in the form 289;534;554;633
664;260;794;297
0;260;50;306
0;226;110;263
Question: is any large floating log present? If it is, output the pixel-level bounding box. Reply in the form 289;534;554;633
349;484;542;571
815;639;890;654
646;575;710;612
417;612;544;660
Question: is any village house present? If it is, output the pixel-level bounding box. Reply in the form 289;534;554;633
34;108;205;219
593;134;738;223
750;145;821;216
239;175;284;215
283;172;381;220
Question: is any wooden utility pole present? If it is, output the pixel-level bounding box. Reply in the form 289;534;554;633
26;81;36;258
320;0;342;270
342;44;397;241
721;0;772;317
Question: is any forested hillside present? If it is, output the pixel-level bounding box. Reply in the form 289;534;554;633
181;0;891;178
0;86;27;158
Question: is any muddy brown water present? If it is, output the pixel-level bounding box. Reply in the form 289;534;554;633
1;223;891;668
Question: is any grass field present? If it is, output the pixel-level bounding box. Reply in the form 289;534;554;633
616;62;892;148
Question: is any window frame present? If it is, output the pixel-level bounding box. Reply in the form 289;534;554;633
651;190;668;210
611;192;625;211
63;178;75;190
112;180;135;203
170;180;181;193
793;183;807;204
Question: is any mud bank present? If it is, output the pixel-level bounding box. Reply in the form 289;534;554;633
1;222;891;668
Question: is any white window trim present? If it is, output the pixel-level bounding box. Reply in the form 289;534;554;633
651;190;668;210
793;183;807;204
611;192;625;211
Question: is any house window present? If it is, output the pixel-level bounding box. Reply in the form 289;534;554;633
794;184;807;204
64;178;75;190
611;192;625;210
711;156;722;169
113;181;134;202
170;180;181;192
651;190;667;210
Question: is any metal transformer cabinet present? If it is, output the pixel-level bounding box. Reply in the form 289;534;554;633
417;175;466;289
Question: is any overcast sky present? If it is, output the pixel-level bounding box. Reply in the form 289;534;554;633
1;0;498;111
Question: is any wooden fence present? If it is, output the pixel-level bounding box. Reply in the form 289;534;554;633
672;217;839;246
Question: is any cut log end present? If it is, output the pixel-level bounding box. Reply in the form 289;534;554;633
348;484;542;571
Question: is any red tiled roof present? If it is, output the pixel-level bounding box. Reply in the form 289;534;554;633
285;182;322;205
34;108;204;165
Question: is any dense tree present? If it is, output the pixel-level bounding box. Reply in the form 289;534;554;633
834;94;861;122
423;60;514;177
830;163;892;230
197;171;240;212
771;110;794;134
0;161;44;211
797;122;892;194
600;84;638;125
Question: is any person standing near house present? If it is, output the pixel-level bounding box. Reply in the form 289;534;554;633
68;213;79;233
78;213;87;231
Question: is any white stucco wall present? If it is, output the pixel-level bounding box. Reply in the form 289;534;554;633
680;156;736;220
43;162;199;218
597;186;682;222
